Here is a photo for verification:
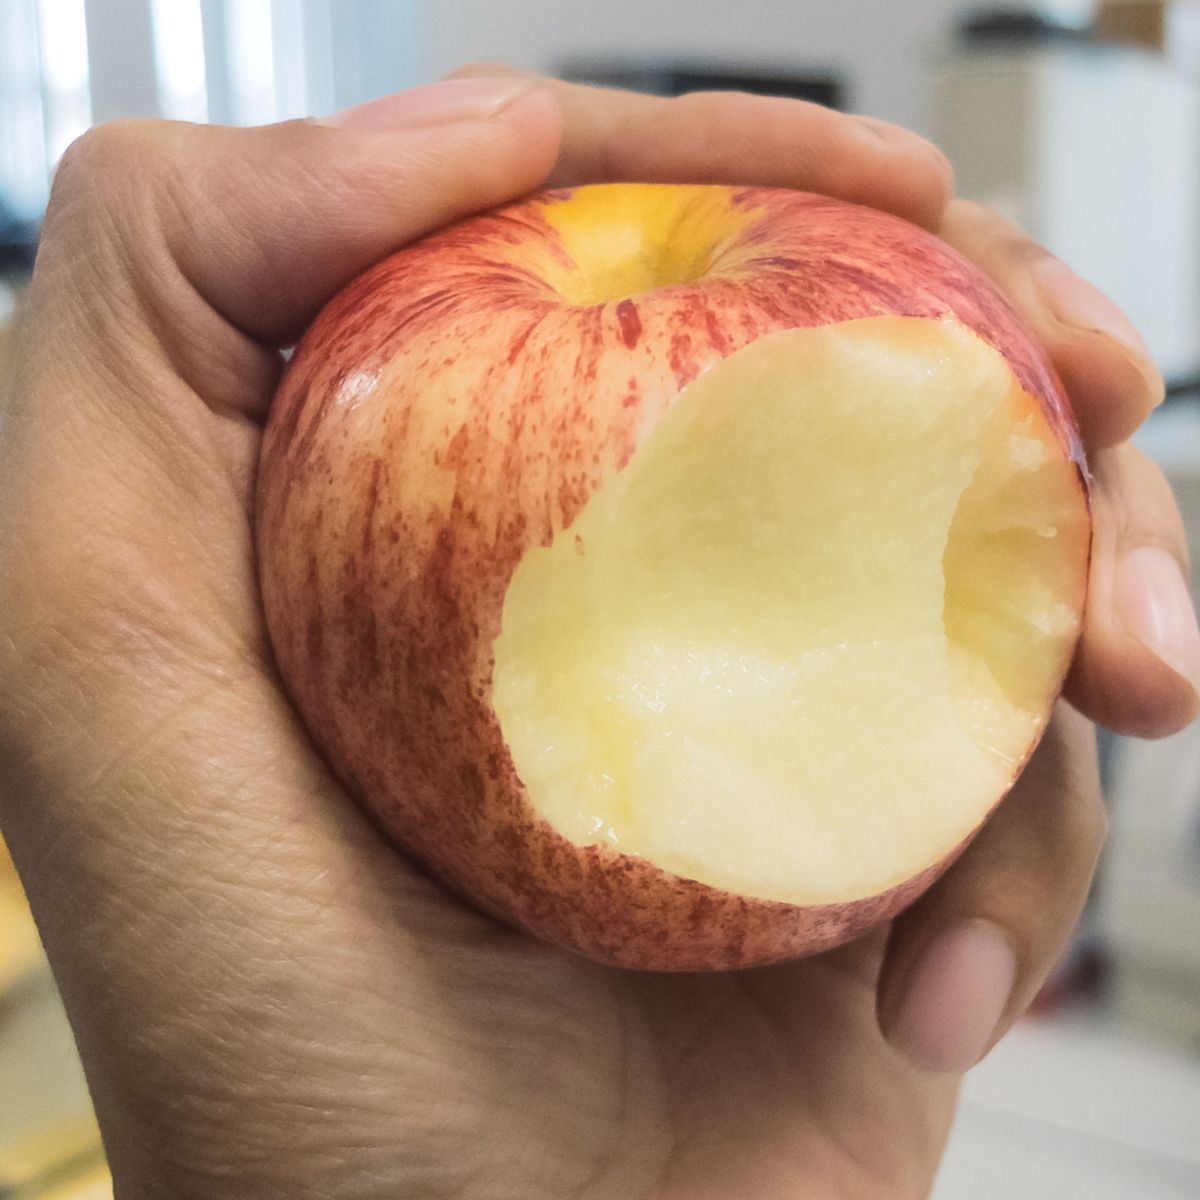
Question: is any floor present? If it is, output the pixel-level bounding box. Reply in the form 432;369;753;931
935;1009;1200;1199
0;969;106;1199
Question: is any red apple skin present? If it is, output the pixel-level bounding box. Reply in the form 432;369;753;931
256;186;1086;972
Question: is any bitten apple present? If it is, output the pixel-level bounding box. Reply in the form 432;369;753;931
256;184;1090;971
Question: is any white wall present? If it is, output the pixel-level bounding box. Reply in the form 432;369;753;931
412;0;988;135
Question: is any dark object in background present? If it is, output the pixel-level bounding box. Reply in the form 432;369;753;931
0;211;36;274
958;8;1095;46
0;242;37;273
558;63;845;109
0;196;37;271
959;2;1168;51
1028;937;1109;1018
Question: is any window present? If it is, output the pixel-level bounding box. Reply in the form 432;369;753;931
0;0;90;226
0;0;415;243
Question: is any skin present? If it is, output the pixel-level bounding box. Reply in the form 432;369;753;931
0;68;1193;1198
259;184;1089;970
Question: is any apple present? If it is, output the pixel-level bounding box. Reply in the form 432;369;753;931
256;184;1090;971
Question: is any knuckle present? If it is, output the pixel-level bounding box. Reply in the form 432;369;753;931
1090;796;1111;854
672;88;750;119
1072;778;1110;859
444;60;527;81
982;222;1049;270
1023;706;1106;866
654;90;754;145
1056;717;1109;861
1094;444;1191;569
50;121;148;208
945;199;1050;263
947;197;993;225
43;120;178;250
1004;233;1054;270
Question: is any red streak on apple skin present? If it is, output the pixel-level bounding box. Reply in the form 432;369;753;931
505;319;540;366
257;187;1086;971
615;298;642;349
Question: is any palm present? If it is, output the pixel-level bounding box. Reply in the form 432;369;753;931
230;778;956;1200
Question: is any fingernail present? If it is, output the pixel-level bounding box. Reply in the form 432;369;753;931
889;921;1017;1074
1117;545;1200;697
321;77;535;131
1035;256;1153;361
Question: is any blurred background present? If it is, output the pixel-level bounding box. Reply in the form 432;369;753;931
1;1;1199;1197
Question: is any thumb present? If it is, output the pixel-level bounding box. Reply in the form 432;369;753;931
46;77;562;348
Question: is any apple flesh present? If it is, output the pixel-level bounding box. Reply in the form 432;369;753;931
257;184;1090;971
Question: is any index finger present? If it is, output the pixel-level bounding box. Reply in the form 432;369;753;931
449;63;955;230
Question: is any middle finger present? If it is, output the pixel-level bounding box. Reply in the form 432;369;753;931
938;199;1164;449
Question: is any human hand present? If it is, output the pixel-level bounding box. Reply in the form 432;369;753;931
0;70;1191;1199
